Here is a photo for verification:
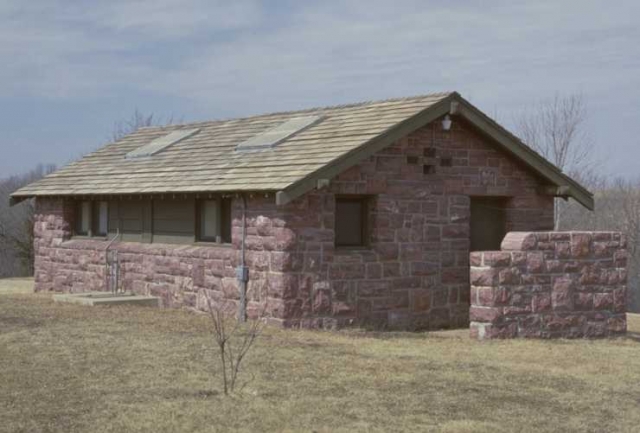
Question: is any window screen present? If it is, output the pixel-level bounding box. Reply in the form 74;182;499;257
92;201;108;236
76;201;91;235
335;197;368;247
198;198;232;243
201;200;219;241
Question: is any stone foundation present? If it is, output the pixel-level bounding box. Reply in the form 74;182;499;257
470;231;628;339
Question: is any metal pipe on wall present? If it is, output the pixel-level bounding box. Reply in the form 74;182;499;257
236;194;248;322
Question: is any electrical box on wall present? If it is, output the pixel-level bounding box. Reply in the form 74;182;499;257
235;266;249;282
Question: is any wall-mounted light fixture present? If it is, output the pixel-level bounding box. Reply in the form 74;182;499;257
442;114;452;131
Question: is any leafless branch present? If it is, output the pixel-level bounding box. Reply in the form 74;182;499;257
204;290;267;395
515;93;598;229
0;164;55;277
110;109;181;142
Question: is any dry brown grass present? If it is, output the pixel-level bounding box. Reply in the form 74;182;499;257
1;284;640;433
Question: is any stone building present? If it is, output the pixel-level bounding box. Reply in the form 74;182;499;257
11;92;593;330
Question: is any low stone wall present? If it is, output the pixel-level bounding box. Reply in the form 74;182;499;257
470;231;627;339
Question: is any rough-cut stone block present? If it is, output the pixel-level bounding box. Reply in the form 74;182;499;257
549;232;570;241
573;292;593;311
469;306;501;323
469;252;483;267
552;277;574;310
608;315;627;334
501;232;537;251
470;268;497;286
531;293;552;313
471;230;627;340
498;268;520;285
526;252;545;273
474;287;493;306
593;292;614;310
545;260;562;273
614;250;628;267
487;323;518;339
613;287;627;313
483;252;511;267
570;233;592;258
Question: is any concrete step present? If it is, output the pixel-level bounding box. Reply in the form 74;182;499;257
52;292;160;307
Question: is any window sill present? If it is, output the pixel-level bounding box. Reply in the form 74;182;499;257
193;241;233;248
71;235;108;241
335;246;372;252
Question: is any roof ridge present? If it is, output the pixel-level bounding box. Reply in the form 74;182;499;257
139;91;454;131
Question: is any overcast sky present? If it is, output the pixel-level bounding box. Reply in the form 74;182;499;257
1;0;638;178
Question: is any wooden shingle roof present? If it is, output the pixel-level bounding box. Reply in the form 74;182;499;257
11;92;594;209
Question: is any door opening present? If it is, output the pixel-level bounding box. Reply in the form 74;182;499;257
470;197;509;252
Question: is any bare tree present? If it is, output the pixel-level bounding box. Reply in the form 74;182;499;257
0;164;56;277
560;177;640;312
515;93;596;229
110;109;179;142
204;291;265;395
514;94;640;311
0;111;180;277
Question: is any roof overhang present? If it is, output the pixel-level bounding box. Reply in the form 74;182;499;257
10;92;594;211
276;93;594;210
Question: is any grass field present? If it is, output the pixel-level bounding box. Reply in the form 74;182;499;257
2;280;640;433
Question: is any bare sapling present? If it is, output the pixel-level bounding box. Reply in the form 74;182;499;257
204;290;266;395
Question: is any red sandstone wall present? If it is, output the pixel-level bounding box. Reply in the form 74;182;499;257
33;117;555;330
469;232;627;339
277;118;555;329
33;196;295;324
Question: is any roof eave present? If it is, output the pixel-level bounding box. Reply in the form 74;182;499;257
276;93;594;210
453;96;594;210
9;195;25;206
276;95;455;205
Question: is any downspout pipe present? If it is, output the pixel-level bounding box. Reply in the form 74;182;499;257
104;228;120;294
236;194;248;322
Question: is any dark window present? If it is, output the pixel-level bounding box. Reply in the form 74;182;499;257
406;155;419;165
424;147;437;158
119;200;144;241
92;201;108;236
152;198;195;244
440;156;453;167
423;164;436;175
335;196;368;247
197;198;232;243
75;201;91;235
220;198;232;244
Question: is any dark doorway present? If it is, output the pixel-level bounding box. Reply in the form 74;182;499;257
470;197;509;252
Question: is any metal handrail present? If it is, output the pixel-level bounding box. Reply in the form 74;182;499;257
104;229;120;294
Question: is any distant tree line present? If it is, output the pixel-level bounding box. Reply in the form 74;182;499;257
0;109;174;278
557;178;640;312
514;94;639;312
0;164;56;277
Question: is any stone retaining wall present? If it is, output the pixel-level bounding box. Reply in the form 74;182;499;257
470;231;628;339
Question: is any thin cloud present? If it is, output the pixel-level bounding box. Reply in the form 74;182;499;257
0;0;639;177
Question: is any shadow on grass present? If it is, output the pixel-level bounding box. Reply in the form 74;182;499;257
625;332;640;343
163;388;221;400
0;315;43;329
338;328;468;341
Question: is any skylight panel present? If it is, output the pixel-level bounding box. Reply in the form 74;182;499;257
125;128;201;159
236;115;324;151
